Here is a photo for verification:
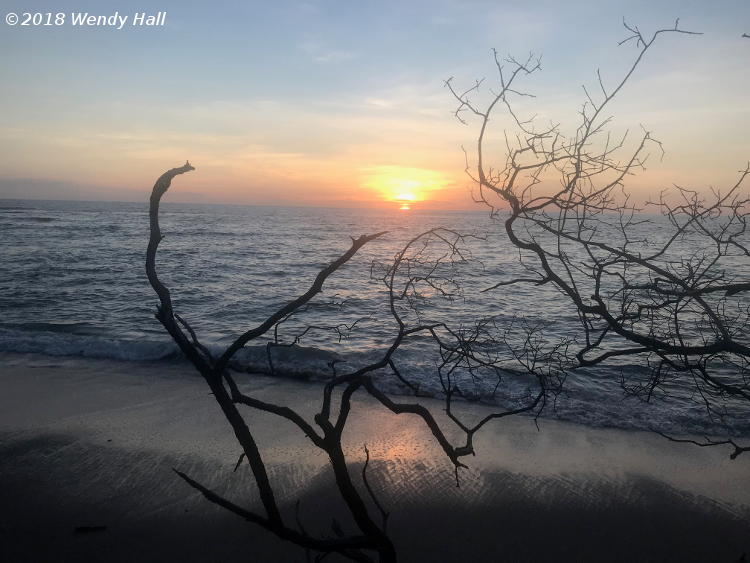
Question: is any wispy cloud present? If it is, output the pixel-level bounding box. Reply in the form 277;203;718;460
300;38;357;64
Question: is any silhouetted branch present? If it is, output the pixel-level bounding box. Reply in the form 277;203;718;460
362;446;389;531
216;231;388;373
148;162;395;561
174;468;377;559
146;17;749;563
450;20;749;459
653;431;749;460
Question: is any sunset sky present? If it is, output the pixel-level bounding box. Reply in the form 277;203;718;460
1;0;748;209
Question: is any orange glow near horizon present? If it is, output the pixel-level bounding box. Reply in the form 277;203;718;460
361;165;451;208
395;192;416;201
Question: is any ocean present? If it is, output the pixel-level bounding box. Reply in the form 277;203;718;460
2;198;748;437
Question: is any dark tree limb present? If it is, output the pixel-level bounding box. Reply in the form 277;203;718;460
145;18;749;563
215;232;388;373
147;163;398;561
448;20;749;460
362;446;389;531
653;432;749;460
174;469;377;558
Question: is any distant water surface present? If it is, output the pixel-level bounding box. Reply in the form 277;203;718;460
1;199;748;437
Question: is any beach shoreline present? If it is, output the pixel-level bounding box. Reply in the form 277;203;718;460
1;351;748;562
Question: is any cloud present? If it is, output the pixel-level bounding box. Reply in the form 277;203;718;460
300;38;357;64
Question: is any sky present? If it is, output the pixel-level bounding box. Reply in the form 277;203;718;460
0;0;748;209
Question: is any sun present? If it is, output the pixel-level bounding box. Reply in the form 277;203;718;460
361;166;450;209
395;191;415;211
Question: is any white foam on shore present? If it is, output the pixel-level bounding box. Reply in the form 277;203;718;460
1;328;748;439
0;328;179;361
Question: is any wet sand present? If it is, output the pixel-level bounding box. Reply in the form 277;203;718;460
1;352;748;562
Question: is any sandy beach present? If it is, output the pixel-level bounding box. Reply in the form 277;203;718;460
1;351;748;562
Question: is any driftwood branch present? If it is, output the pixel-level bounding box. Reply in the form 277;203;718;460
449;19;749;460
145;17;748;563
147;163;396;561
653;432;749;460
215;231;387;373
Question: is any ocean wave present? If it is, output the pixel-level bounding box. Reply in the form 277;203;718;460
0;328;179;362
1;331;748;438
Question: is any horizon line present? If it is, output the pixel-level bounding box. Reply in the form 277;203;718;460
0;196;492;214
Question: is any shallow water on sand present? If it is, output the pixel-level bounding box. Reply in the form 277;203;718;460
1;352;749;562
